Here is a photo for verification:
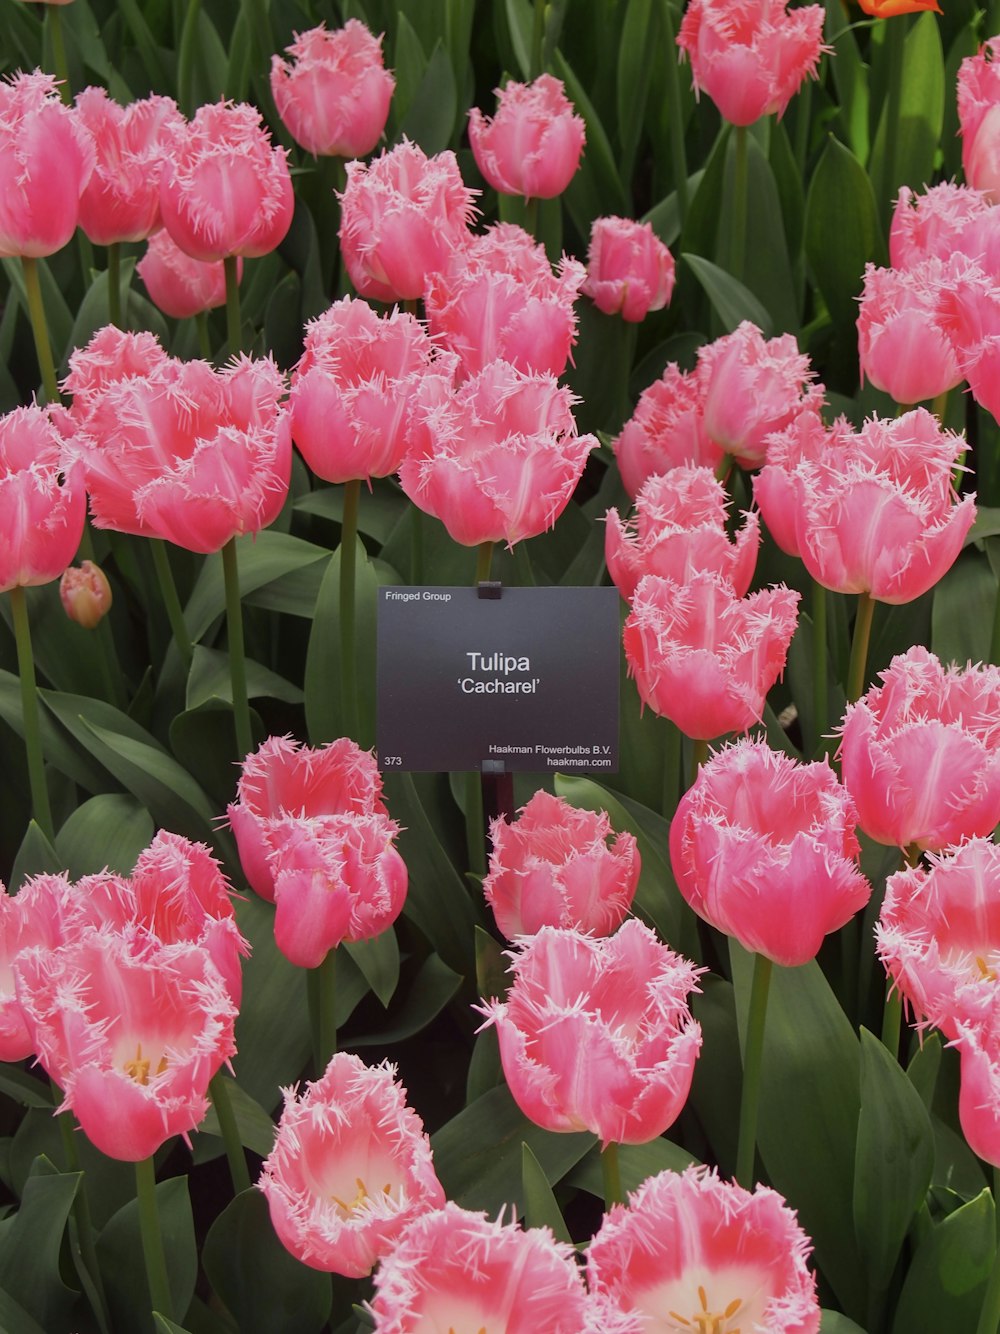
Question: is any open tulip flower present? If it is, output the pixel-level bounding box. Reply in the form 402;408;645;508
0;403;86;592
260;1052;445;1278
270;20;395;160
469;73;585;200
670;738;871;967
424;222;586;379
677;0;826;128
840;646;1000;852
889;182;995;271
483;789;639;939
613;361;721;497
623;570;800;742
0;873;79;1062
878;838;1000;1040
605;464;760;603
62;324;171;418
588;1164;820;1333
398;359;597;548
479;920;703;1146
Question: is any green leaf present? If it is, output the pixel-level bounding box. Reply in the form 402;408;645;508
304;540;381;750
553;48;629;232
616;0;656;183
186;645;304;710
688;975;742;1176
724;132;799;333
401;38;457;154
98;1175;198;1334
854;1028;935;1296
0;1068;52;1112
0;1158;79;1332
681;253;773;336
154;1318;196;1334
0;1287;48;1334
870;13;945;212
431;1083;594;1216
521;1142;571;1243
822;0;869;163
0;668;106;794
350;952;463;1046
932;550;995;667
391;13;428;126
2;257;73;377
821;1315;868;1334
294;484;408;546
343;928;400;1009
805;135;882;330
567;1136;696;1200
891;1188;996;1334
503;0;532;78
54;793;154;877
9;821;62;892
203;1190;332;1334
196;1077;275;1161
730;944;866;1322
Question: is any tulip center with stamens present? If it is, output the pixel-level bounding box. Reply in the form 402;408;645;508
976;954;998;982
122;1042;168;1085
668;1286;744;1334
328;1176;392;1219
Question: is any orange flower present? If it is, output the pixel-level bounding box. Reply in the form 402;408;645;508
857;0;941;16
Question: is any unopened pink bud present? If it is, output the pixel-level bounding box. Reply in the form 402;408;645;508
59;561;112;629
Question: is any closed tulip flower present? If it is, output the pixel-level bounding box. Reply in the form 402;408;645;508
959;42;1000;202
424;222;586;379
588;1165;820;1334
0;404;85;593
59;560;112;629
937;258;1000;423
605;464;759;603
0;873;78;1062
623;571;800;742
0;69;94;258
338;140;477;303
270;20;394;159
260;1052;444;1278
398;360;597;548
289;296;458;484
613;362;721;498
137;229;237;320
840;646;1000;853
62;324;170;419
857;259;964;405
469;74;585;200
584;215;676;322
74;87;182;245
677;0;825;127
889;183;993;271
955;996;1000;1169
159;100;293;262
877;838;1000;1040
670;738;870;967
483;790;639;939
479;920;703;1146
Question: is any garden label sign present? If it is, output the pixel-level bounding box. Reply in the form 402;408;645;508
377;586;619;772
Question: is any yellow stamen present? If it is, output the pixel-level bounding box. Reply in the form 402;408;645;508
122;1043;168;1085
328;1177;394;1217
667;1287;744;1334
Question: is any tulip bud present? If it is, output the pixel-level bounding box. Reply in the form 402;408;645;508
59;561;112;629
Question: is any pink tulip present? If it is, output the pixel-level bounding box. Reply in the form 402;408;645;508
613;362;721;498
60;560;112;629
677;0;825;127
937;258;1000;423
370;1202;614;1333
478;920;702;1146
137;230;238;320
289;295;458;484
62;325;171;419
670;738;870;967
0;874;77;1062
483;789;639;939
228;734;391;902
260;1052;445;1277
588;1164;820;1333
398;359;597;548
889;183;993;270
753;408;975;603
623;571;800;742
424;222;586;379
159;100;293;262
0;69;94;258
877;838;1000;1041
697;320;824;470
15;926;236;1160
584;215;676;322
605;464;760;603
0;404;85;593
840;646;1000;853
469;73;585;200
73;346;291;553
955;997;1000;1168
338;140;477;303
857;260;964;404
74;87;182;245
263;812;407;969
270;20;395;159
959;42;1000;202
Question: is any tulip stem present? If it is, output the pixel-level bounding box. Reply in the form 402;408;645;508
663;719;682;820
475;541;494;585
847;591;876;703
195;311;212;360
209;1073;252;1195
47;3;72;102
224;253;242;354
660;0;689;223
150;538;194;668
311;946;338;1075
812;579;828;755
10;586;54;843
691;737;709;788
736;952;773;1188
601;1141;624;1210
135;1156;173;1321
221;537;253;761
340;478;361;743
730;125;749;284
21;256;62;405
975;1168;1000;1334
107;242;122;330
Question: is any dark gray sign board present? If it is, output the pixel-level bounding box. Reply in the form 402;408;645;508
376;585;620;773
